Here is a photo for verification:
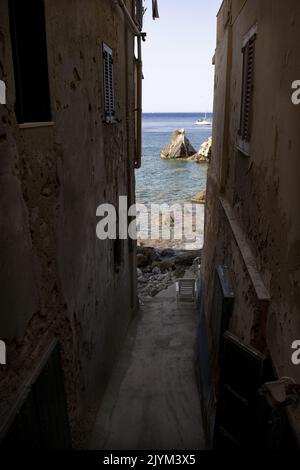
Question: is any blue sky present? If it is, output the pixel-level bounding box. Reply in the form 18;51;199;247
142;0;222;113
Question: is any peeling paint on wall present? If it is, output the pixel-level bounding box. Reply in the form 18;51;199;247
202;0;300;444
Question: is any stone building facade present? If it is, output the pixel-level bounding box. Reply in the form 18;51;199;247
0;0;142;447
200;0;300;448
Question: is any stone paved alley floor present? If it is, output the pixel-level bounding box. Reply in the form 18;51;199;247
89;281;205;450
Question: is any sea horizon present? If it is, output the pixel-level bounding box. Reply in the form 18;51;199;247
142;111;213;115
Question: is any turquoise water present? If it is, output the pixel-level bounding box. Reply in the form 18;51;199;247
136;113;212;206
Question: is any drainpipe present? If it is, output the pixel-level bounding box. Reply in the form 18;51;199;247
135;36;143;169
115;0;144;169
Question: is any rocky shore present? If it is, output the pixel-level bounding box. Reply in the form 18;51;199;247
191;189;206;204
136;129;207;300
137;245;201;303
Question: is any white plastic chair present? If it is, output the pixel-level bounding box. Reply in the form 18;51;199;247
176;278;197;303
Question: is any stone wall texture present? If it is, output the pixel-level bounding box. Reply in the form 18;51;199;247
0;0;137;446
202;0;300;442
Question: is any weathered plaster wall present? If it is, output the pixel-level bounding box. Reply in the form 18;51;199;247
0;0;137;446
203;0;300;440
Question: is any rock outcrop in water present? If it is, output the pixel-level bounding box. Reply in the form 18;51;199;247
191;190;206;204
160;129;196;159
188;137;212;163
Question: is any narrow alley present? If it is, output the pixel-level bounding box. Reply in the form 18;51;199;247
90;280;205;450
1;0;300;454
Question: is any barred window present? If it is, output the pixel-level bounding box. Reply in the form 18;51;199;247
103;43;115;124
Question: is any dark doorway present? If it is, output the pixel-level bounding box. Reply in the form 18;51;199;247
0;341;71;450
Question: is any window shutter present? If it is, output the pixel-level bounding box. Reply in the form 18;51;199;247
239;34;256;142
103;43;115;123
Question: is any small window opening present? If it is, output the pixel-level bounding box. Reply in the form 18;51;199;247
9;0;52;123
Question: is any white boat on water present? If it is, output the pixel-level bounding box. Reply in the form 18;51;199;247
195;114;212;127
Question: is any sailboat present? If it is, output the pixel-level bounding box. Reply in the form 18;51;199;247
195;113;212;127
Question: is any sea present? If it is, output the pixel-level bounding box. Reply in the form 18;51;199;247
135;113;212;249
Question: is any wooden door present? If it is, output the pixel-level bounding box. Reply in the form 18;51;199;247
213;331;269;448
